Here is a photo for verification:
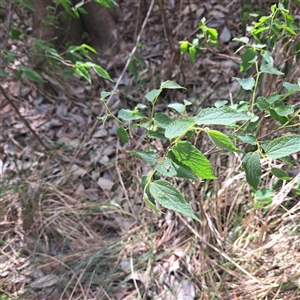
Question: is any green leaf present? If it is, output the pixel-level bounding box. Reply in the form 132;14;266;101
145;89;161;102
207;130;243;153
189;46;197;64
256;96;271;110
73;65;91;84
283;82;300;92
271;168;291;180
266;94;281;104
157;157;197;179
0;69;9;77
168;103;185;113
154;113;172;129
255;188;274;208
117;127;129;143
242;152;261;190
214;100;228;108
127;150;158;165
240;48;257;71
194;107;251;125
161;80;186;90
148;131;167;140
165;119;195;139
273;105;294;116
171;141;215;179
233;37;249;44
13;69;24;84
235;77;255;90
229;133;256;145
18;66;46;83
260;61;284;75
118;109;148;121
265;135;300;159
92;64;113;81
180;41;189;54
149;180;200;221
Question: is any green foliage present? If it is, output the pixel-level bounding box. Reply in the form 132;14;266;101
98;3;300;220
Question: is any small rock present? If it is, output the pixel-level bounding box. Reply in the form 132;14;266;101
97;177;114;191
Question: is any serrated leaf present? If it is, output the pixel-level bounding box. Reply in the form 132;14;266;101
154;113;172;129
265;135;300;159
271;168;291;180
157;157;197;179
116;127;128;143
92;65;113;81
242;152;261;190
229;133;256;145
194;107;251;125
148;131;167;140
168;103;185;113
207;130;243;153
235;77;255;90
171;141;215;179
149;180;200;221
165;119;195;139
127;150;158;165
161;80;186;90
273;105;294;116
118;109;148;121
145;89;161;102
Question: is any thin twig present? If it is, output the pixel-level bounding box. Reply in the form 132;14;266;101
0;85;48;150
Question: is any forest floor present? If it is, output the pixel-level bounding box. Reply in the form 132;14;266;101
1;0;300;299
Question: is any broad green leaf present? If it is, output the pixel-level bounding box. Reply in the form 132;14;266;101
171;141;215;179
269;109;288;125
73;66;91;84
256;96;270;110
13;69;24;84
194;107;251;125
154;113;172;129
273;105;294;116
157;157;197;179
148;131;167;140
149;180;200;221
255;188;274;208
271;168;291;180
235;77;255;90
0;69;9;77
180;41;189;54
127;150;158;165
101;91;114;99
165;119;195;139
168;103;185;113
22;0;35;11
260;61;284;75
93;0;117;8
118;109;148;121
240;48;257;71
207;130;243;153
92;64;113;81
242;152;261;190
189;46;196;64
161;80;186;90
265;135;300;159
145;89;161;102
229;133;256;145
18;66;46;83
136;103;147;109
283;82;300;92
214;100;228;108
116;127;129;143
266;94;281;104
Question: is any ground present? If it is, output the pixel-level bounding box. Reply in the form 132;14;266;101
1;0;300;299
